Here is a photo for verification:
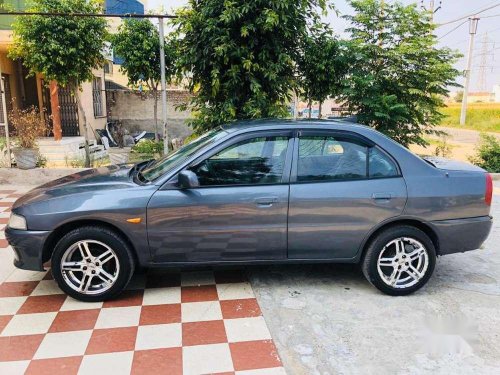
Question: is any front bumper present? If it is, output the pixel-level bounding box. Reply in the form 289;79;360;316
431;215;493;255
5;227;50;271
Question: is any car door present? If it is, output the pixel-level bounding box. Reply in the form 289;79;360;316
147;131;293;263
288;130;407;260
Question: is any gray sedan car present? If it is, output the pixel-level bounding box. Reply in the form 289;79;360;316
6;120;493;301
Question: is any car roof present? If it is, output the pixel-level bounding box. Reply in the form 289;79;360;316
220;118;372;133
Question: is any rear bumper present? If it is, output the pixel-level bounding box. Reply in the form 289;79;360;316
5;227;50;271
431;215;493;255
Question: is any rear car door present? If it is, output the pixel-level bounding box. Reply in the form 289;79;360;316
148;131;293;262
288;130;407;260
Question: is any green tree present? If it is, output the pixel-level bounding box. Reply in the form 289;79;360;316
298;27;348;118
10;0;107;167
111;19;177;139
341;0;460;147
174;0;328;132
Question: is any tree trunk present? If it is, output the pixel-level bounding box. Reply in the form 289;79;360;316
308;100;312;119
49;81;62;141
318;101;323;119
74;85;91;168
153;90;158;141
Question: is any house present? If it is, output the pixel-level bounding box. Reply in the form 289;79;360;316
467;92;494;103
0;1;113;166
492;85;500;103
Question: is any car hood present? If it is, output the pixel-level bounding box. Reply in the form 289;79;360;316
13;164;136;209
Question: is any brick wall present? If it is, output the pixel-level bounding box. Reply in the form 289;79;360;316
107;89;193;139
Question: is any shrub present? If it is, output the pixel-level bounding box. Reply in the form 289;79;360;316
469;134;500;173
8;106;48;149
131;139;164;155
434;136;452;158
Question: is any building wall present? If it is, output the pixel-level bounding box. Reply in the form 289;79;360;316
0;52;22;111
493;85;500;103
107;89;192;139
78;69;108;139
468;93;494;103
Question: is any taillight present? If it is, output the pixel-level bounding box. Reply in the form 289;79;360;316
485;173;493;206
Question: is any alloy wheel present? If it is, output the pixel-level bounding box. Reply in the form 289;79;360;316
376;237;429;289
60;240;120;295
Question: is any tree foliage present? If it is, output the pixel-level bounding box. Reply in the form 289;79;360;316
298;26;348;118
341;0;460;147
111;19;177;136
11;0;107;167
469;134;500;173
10;0;107;87
174;0;328;132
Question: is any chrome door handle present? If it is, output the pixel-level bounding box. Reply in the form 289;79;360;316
254;197;278;206
372;193;392;200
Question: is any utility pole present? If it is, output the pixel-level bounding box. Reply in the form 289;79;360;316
158;17;169;155
420;0;443;23
460;16;479;125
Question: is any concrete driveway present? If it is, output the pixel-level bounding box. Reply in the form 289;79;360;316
249;182;500;375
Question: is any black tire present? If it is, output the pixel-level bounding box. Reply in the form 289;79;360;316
362;225;436;296
51;226;135;302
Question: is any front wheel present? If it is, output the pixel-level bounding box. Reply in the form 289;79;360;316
51;226;135;302
362;225;436;296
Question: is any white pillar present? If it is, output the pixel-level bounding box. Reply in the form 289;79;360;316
460;17;479;126
158;17;169;154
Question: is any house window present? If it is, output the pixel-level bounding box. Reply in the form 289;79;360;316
104;61;113;75
92;77;103;117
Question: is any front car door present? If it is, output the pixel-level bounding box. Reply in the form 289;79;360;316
147;130;293;263
288;130;407;260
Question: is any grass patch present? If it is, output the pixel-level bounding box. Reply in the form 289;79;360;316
439;103;500;133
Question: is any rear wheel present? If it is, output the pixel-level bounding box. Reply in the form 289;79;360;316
362;225;436;296
51;226;135;302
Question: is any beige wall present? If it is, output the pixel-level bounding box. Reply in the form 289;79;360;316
0;52;22;111
107;89;192;138
78;69;107;139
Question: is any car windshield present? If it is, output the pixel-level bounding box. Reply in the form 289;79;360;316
139;128;228;182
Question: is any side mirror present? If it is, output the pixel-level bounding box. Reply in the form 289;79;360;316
178;170;199;189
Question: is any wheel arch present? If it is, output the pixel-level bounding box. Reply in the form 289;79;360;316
42;219;139;266
357;218;440;262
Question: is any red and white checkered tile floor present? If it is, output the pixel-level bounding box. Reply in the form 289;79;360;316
0;188;285;375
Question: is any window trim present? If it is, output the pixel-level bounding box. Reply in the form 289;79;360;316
291;130;402;184
166;130;295;189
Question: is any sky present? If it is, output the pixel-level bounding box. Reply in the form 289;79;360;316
146;0;500;93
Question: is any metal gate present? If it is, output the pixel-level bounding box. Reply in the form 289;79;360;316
42;80;80;137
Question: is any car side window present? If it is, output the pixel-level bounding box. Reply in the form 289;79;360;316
297;136;368;182
191;136;289;186
369;147;399;178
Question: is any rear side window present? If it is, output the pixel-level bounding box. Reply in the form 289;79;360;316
297;135;399;182
297;136;368;182
369;147;399;178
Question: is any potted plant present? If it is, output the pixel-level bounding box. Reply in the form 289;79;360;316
8;106;47;169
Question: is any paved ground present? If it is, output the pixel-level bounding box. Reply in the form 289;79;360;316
250;182;500;375
0;172;498;374
0;189;284;374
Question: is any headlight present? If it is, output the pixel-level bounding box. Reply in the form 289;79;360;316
8;213;27;230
